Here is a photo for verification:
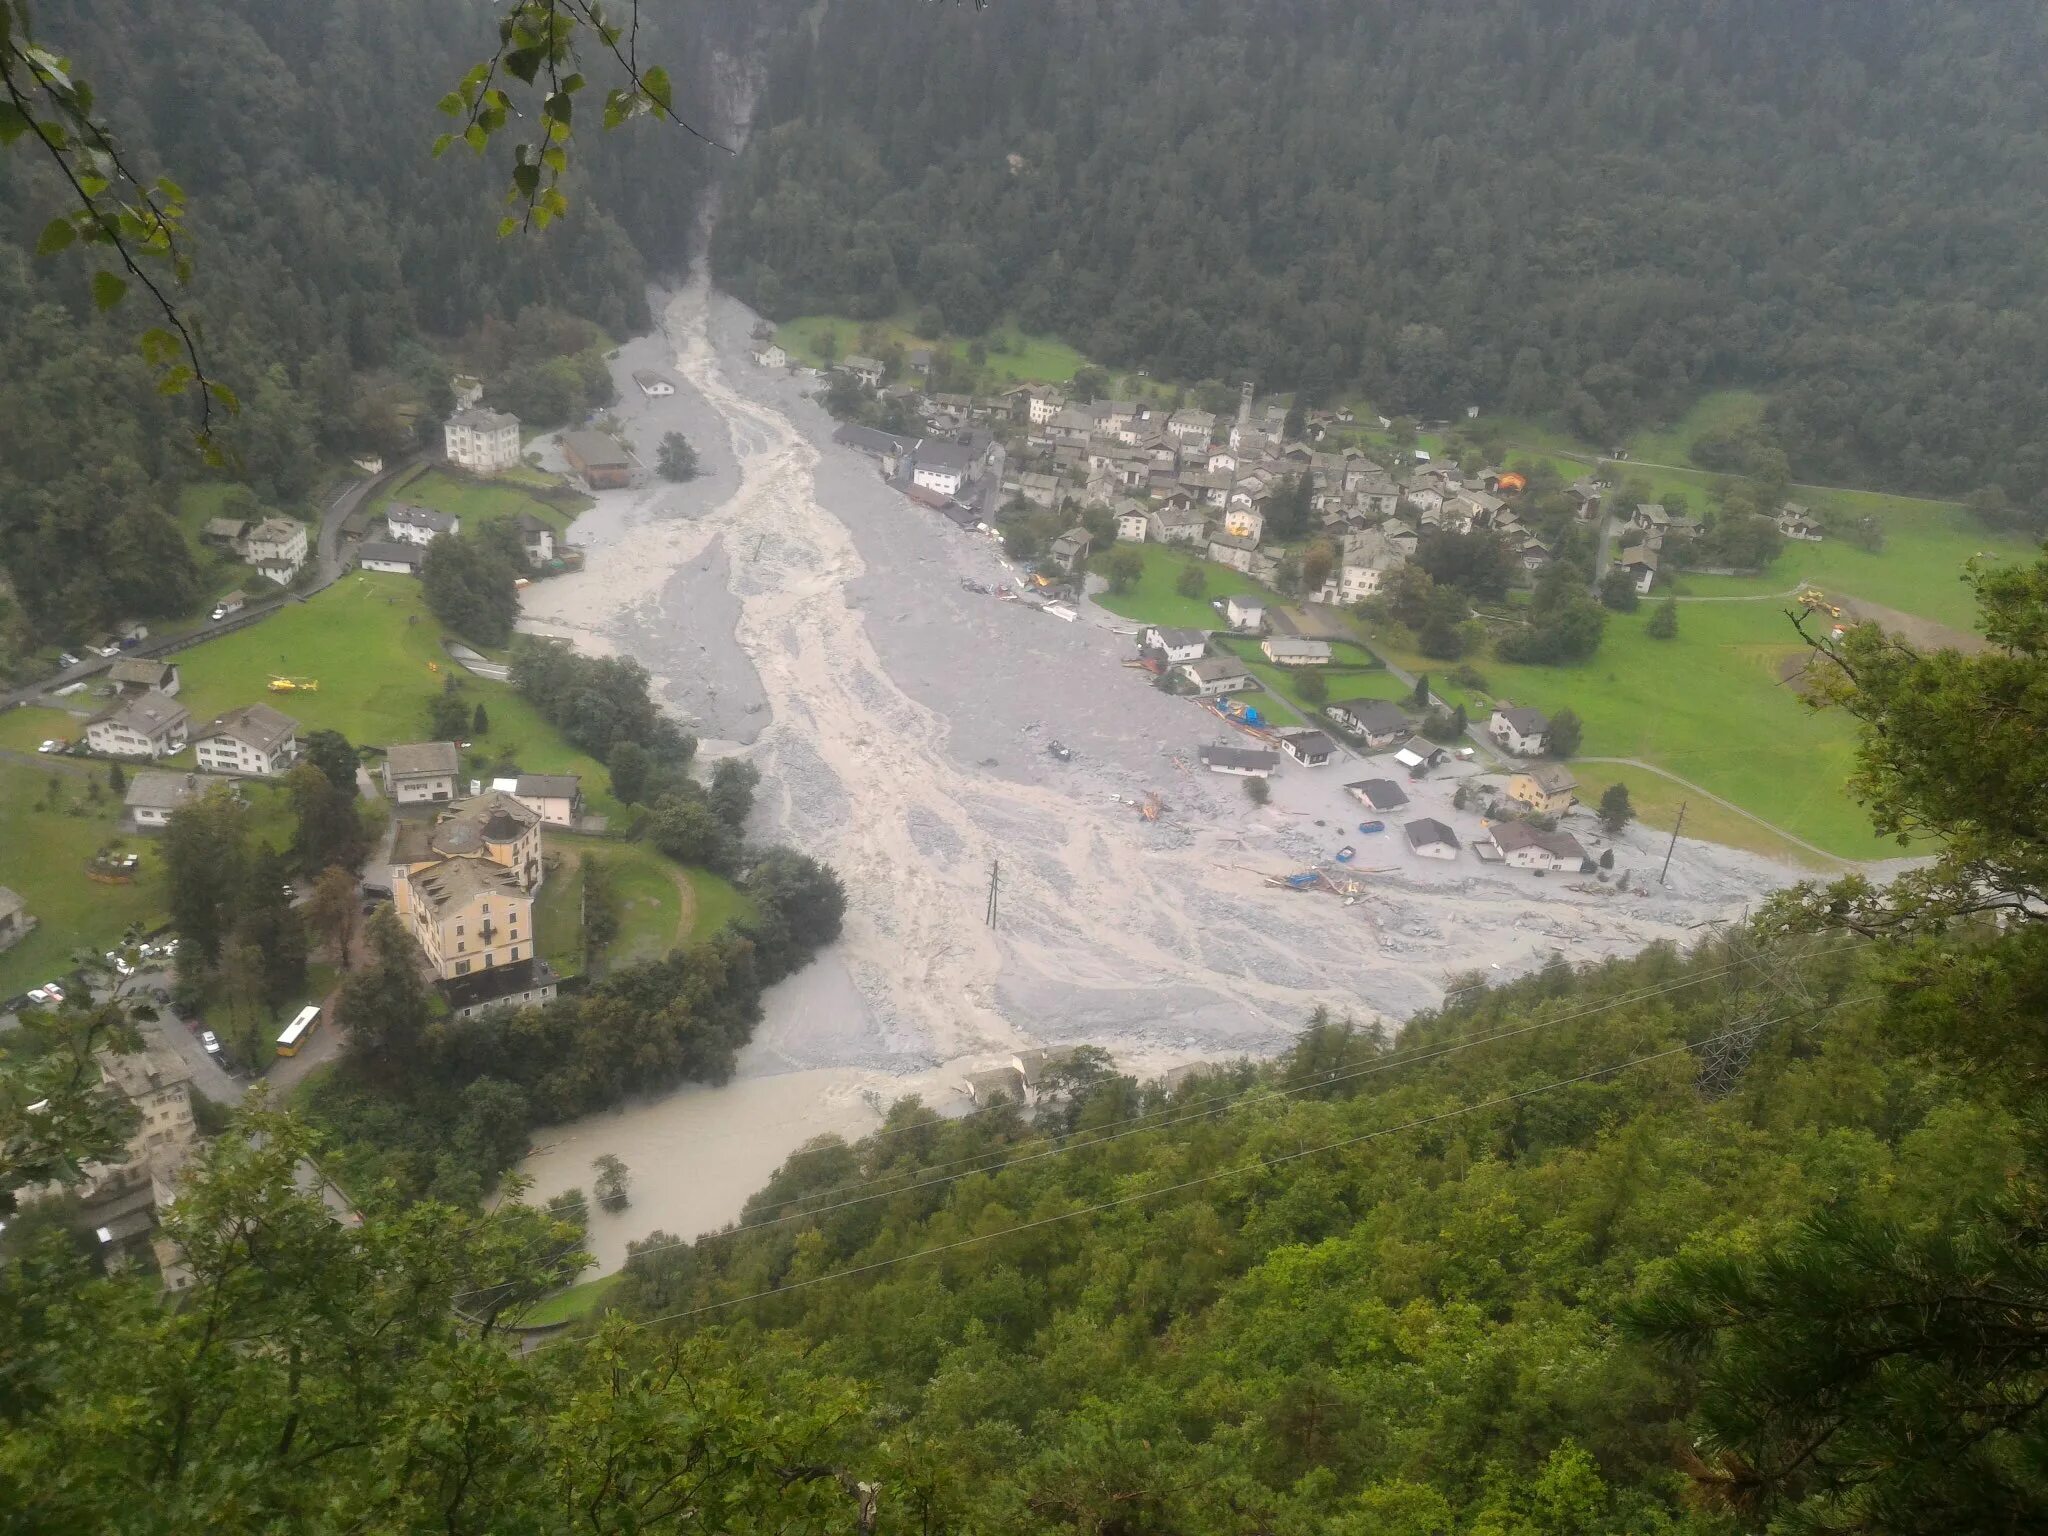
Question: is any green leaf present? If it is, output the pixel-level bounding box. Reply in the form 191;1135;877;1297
36;217;75;255
139;327;180;364
496;215;519;238
561;72;586;94
642;66;672;113
0;102;28;144
504;46;542;84
511;161;541;197
464;123;488;153
432;133;454;158
543;90;572;125
207;381;240;415
91;270;127;310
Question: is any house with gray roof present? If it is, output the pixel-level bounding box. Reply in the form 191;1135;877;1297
193;704;299;777
1325;698;1410;748
382;741;459;803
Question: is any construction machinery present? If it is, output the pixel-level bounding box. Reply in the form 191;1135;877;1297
267;675;320;693
1139;791;1162;822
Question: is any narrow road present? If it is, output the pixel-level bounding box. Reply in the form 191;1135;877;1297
1572;755;1853;866
1587;513;1618;596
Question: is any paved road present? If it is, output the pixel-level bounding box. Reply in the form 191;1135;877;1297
1572;755;1852;866
1588;513;1619;596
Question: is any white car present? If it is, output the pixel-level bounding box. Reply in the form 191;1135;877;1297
210;605;229;621
57;651;79;668
37;739;61;754
200;1031;222;1056
26;983;65;1006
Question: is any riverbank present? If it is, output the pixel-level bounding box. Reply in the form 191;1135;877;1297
508;270;1812;1274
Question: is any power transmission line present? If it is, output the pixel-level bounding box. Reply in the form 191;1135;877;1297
492;939;1872;1297
462;936;1873;1311
565;996;1868;1340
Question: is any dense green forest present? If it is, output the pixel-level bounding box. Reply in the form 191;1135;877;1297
6;555;2048;1530
715;0;2048;499
0;0;749;646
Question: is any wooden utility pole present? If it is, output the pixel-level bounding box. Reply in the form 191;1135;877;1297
985;859;1001;929
1659;800;1687;885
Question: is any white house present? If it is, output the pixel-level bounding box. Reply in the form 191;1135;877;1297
357;540;423;574
1206;447;1239;475
193;704;299;778
1198;744;1278;777
751;343;787;369
87;690;189;759
1148;504;1206;545
1279;729;1335;766
1223;504;1264;542
493;772;582;827
1484;821;1589;872
1177;656;1256;696
632;370;675;397
912;440;975;498
384;503;459;545
1224;594;1267;632
1261;637;1331;667
1144;626;1208;664
124;769;226;828
382;741;459;804
840;355;885;388
444;407;522;476
1166;409;1215;444
1404;817;1460;860
1489;703;1550;756
244;516;308;586
516;513;556;567
1116;509;1150;542
1325;698;1409;747
1778;502;1824;541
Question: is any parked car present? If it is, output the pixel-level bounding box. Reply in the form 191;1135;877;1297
37;739;63;754
209;605;229;621
26;983;65;1006
200;1030;222;1056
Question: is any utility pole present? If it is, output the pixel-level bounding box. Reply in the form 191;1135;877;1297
1659;800;1687;885
985;859;1000;929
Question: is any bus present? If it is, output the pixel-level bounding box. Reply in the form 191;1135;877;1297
276;1005;321;1057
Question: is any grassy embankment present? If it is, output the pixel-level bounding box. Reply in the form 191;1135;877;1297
535;836;755;978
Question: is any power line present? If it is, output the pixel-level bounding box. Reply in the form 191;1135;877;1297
565;996;1867;1340
518;935;1857;1249
495;940;1871;1294
465;936;1871;1309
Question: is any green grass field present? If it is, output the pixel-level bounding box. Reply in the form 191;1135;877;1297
0;758;166;996
1360;604;1893;858
168;574;621;820
775;313;1091;388
1090;545;1264;630
371;465;587;538
0;705;87;752
682;866;753;942
538;836;753;976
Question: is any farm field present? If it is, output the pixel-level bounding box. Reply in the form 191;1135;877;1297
369;465;588;538
167;573;623;820
1359;602;1894;860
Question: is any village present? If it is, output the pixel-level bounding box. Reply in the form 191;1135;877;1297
772;345;1817;898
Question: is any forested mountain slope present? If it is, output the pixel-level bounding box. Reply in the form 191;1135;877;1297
715;0;2048;497
0;0;750;644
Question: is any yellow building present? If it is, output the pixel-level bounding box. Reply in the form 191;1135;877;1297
399;856;535;981
1506;762;1579;817
390;790;544;899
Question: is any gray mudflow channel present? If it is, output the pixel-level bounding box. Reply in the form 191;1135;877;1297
512;272;1795;1272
